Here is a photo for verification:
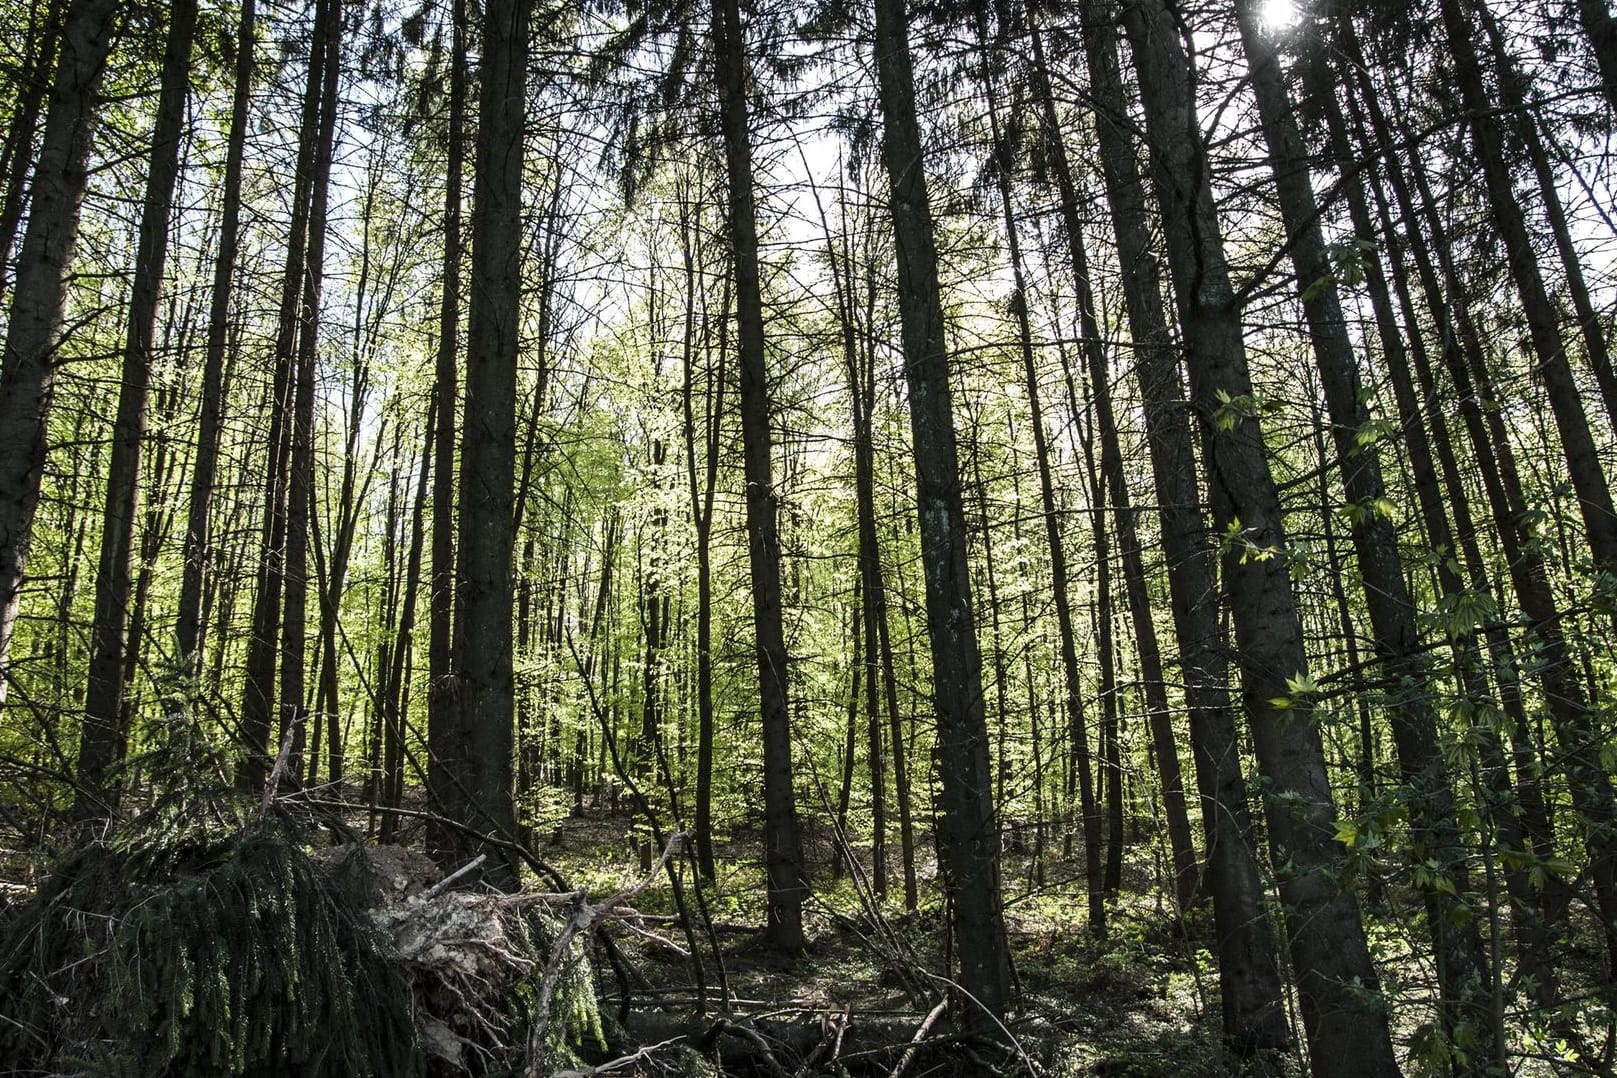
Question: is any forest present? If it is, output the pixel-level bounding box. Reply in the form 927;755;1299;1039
1;0;1616;1073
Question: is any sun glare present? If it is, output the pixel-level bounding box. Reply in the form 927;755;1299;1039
1260;0;1301;30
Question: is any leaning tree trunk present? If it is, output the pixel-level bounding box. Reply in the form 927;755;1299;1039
0;0;121;706
1233;5;1498;1067
1438;0;1617;574
1120;3;1401;1073
871;0;1012;1029
1071;9;1291;1067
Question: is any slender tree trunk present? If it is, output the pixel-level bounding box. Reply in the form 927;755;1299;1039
427;0;467;865
0;0;121;705
76;0;196;811
1438;0;1617;573
872;0;1012;1026
0;0;64;304
177;0;254;673
380;397;433;842
1071;10;1290;1067
712;0;806;950
451;0;530;886
1120;4;1400;1072
239;0;331;789
977;14;1105;931
682;194;725;878
280;1;341;776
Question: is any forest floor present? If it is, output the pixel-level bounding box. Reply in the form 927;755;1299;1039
499;802;1236;1077
16;789;1606;1075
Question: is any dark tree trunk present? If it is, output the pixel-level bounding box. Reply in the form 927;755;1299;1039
1576;0;1617;113
427;0;467;865
280;1;341;777
0;0;121;705
177;0;254;671
1438;0;1617;573
712;0;806;950
76;0;196;811
681;195;725;879
239;0;332;790
0;0;64;304
872;0;1012;1026
1072;8;1290;1066
1120;4;1401;1072
1235;6;1497;1066
450;0;530;886
1478;11;1617;439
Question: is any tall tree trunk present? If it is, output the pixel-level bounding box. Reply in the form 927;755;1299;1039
1235;6;1497;1066
1119;4;1400;1073
712;0;806;950
239;0;332;790
380;397;433;842
1070;10;1290;1066
427;0;468;865
871;0;1012;1026
451;0;529;886
280;0;341;777
0;0;64;304
976;12;1105;931
681;192;725;878
0;0;121;705
177;0;254;671
76;0;196;811
1438;0;1617;573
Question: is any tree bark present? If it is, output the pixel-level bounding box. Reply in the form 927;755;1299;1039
1073;8;1290;1066
1120;4;1400;1072
0;0;121;705
427;0;468;865
872;0;1012;1027
712;0;806;950
76;0;196;811
451;0;530;886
